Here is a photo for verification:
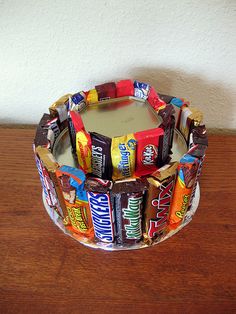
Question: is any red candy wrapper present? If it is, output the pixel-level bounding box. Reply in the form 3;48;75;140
116;80;134;98
134;128;164;177
95;82;116;101
148;87;166;111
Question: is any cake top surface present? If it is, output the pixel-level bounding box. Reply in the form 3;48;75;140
80;97;162;138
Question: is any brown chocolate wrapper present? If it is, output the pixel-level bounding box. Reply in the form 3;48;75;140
158;93;175;104
112;179;148;245
34;114;52;149
143;162;178;244
188;125;208;157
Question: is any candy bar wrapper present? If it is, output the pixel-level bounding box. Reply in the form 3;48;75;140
148;87;166;111
56;165;94;238
157;105;175;167
178;106;203;144
68;110;85;155
68;91;87;112
143;162;178;244
90;132;113;180
170;98;189;129
169;154;200;229
112;179;148;245
35;146;68;220
188;125;208;157
134;80;150;100
76;130;92;173
158;93;175;104
86;89;98;104
49;94;71;123
134;127;164;177
85;178;115;242
116;80;134;98
34;114;52;149
95;82;116;101
111;134;137;180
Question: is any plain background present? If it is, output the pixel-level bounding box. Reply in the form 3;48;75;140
0;0;235;130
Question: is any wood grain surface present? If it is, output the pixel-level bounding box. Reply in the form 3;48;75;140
0;129;235;314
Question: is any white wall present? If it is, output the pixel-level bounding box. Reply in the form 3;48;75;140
0;0;235;129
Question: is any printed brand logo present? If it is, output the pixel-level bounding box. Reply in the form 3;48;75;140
175;194;190;218
142;144;157;165
123;196;142;239
88;192;113;242
127;139;136;150
148;180;174;238
92;145;103;177
118;143;131;177
67;204;88;231
35;154;52;206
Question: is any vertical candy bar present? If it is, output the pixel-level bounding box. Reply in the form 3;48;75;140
68;110;85;155
178;106;203;144
69;91;87;112
35;146;68;220
157;104;175;167
85;178;114;242
34;114;52;149
90;132;113;180
148;87;166;111
111;134;137;180
169;154;200;229
49;94;71;122
87;89;98;104
188;125;208;158
134;127;164;177
95;82;116;101
116;80;134;97
134;80;150;100
170;97;189;129
56;165;94;237
143;162;178;243
76;130;92;173
112;179;148;245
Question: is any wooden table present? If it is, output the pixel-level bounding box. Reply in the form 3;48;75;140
0;128;235;313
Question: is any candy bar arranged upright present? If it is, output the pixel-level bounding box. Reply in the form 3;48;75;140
34;79;207;249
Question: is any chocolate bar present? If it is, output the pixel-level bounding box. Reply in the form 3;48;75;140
90;132;113;180
85;177;114;242
112;179;148;245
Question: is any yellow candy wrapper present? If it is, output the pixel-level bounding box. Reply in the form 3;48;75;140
76;130;92;173
111;134;137;180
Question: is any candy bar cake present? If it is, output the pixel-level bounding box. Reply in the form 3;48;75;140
33;80;208;250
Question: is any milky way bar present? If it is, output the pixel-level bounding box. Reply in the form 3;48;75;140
143;162;178;244
85;177;114;242
90;132;113;180
112;179;148;245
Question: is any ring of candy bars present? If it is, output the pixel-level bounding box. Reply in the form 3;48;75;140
33;80;208;248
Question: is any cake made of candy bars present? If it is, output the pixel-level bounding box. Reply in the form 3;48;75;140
33;80;208;249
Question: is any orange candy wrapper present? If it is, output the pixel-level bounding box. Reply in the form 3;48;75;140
56;165;94;238
169;154;200;229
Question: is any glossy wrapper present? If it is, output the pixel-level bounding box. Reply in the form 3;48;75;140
76;129;92;174
134;80;150;100
35;146;68;220
112;179;148;245
134;127;164;177
169;154;200;229
148;87;166;111
68;110;84;155
95;82;116;101
90;132;113;180
188;125;208;157
178;106;203;144
56;165;94;237
111;133;137;180
158;93;174;104
34;114;52;149
86;89;98;104
143;162;178;244
68;91;87;112
116;80;134;97
49;94;71;123
158;105;175;167
85;177;115;242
